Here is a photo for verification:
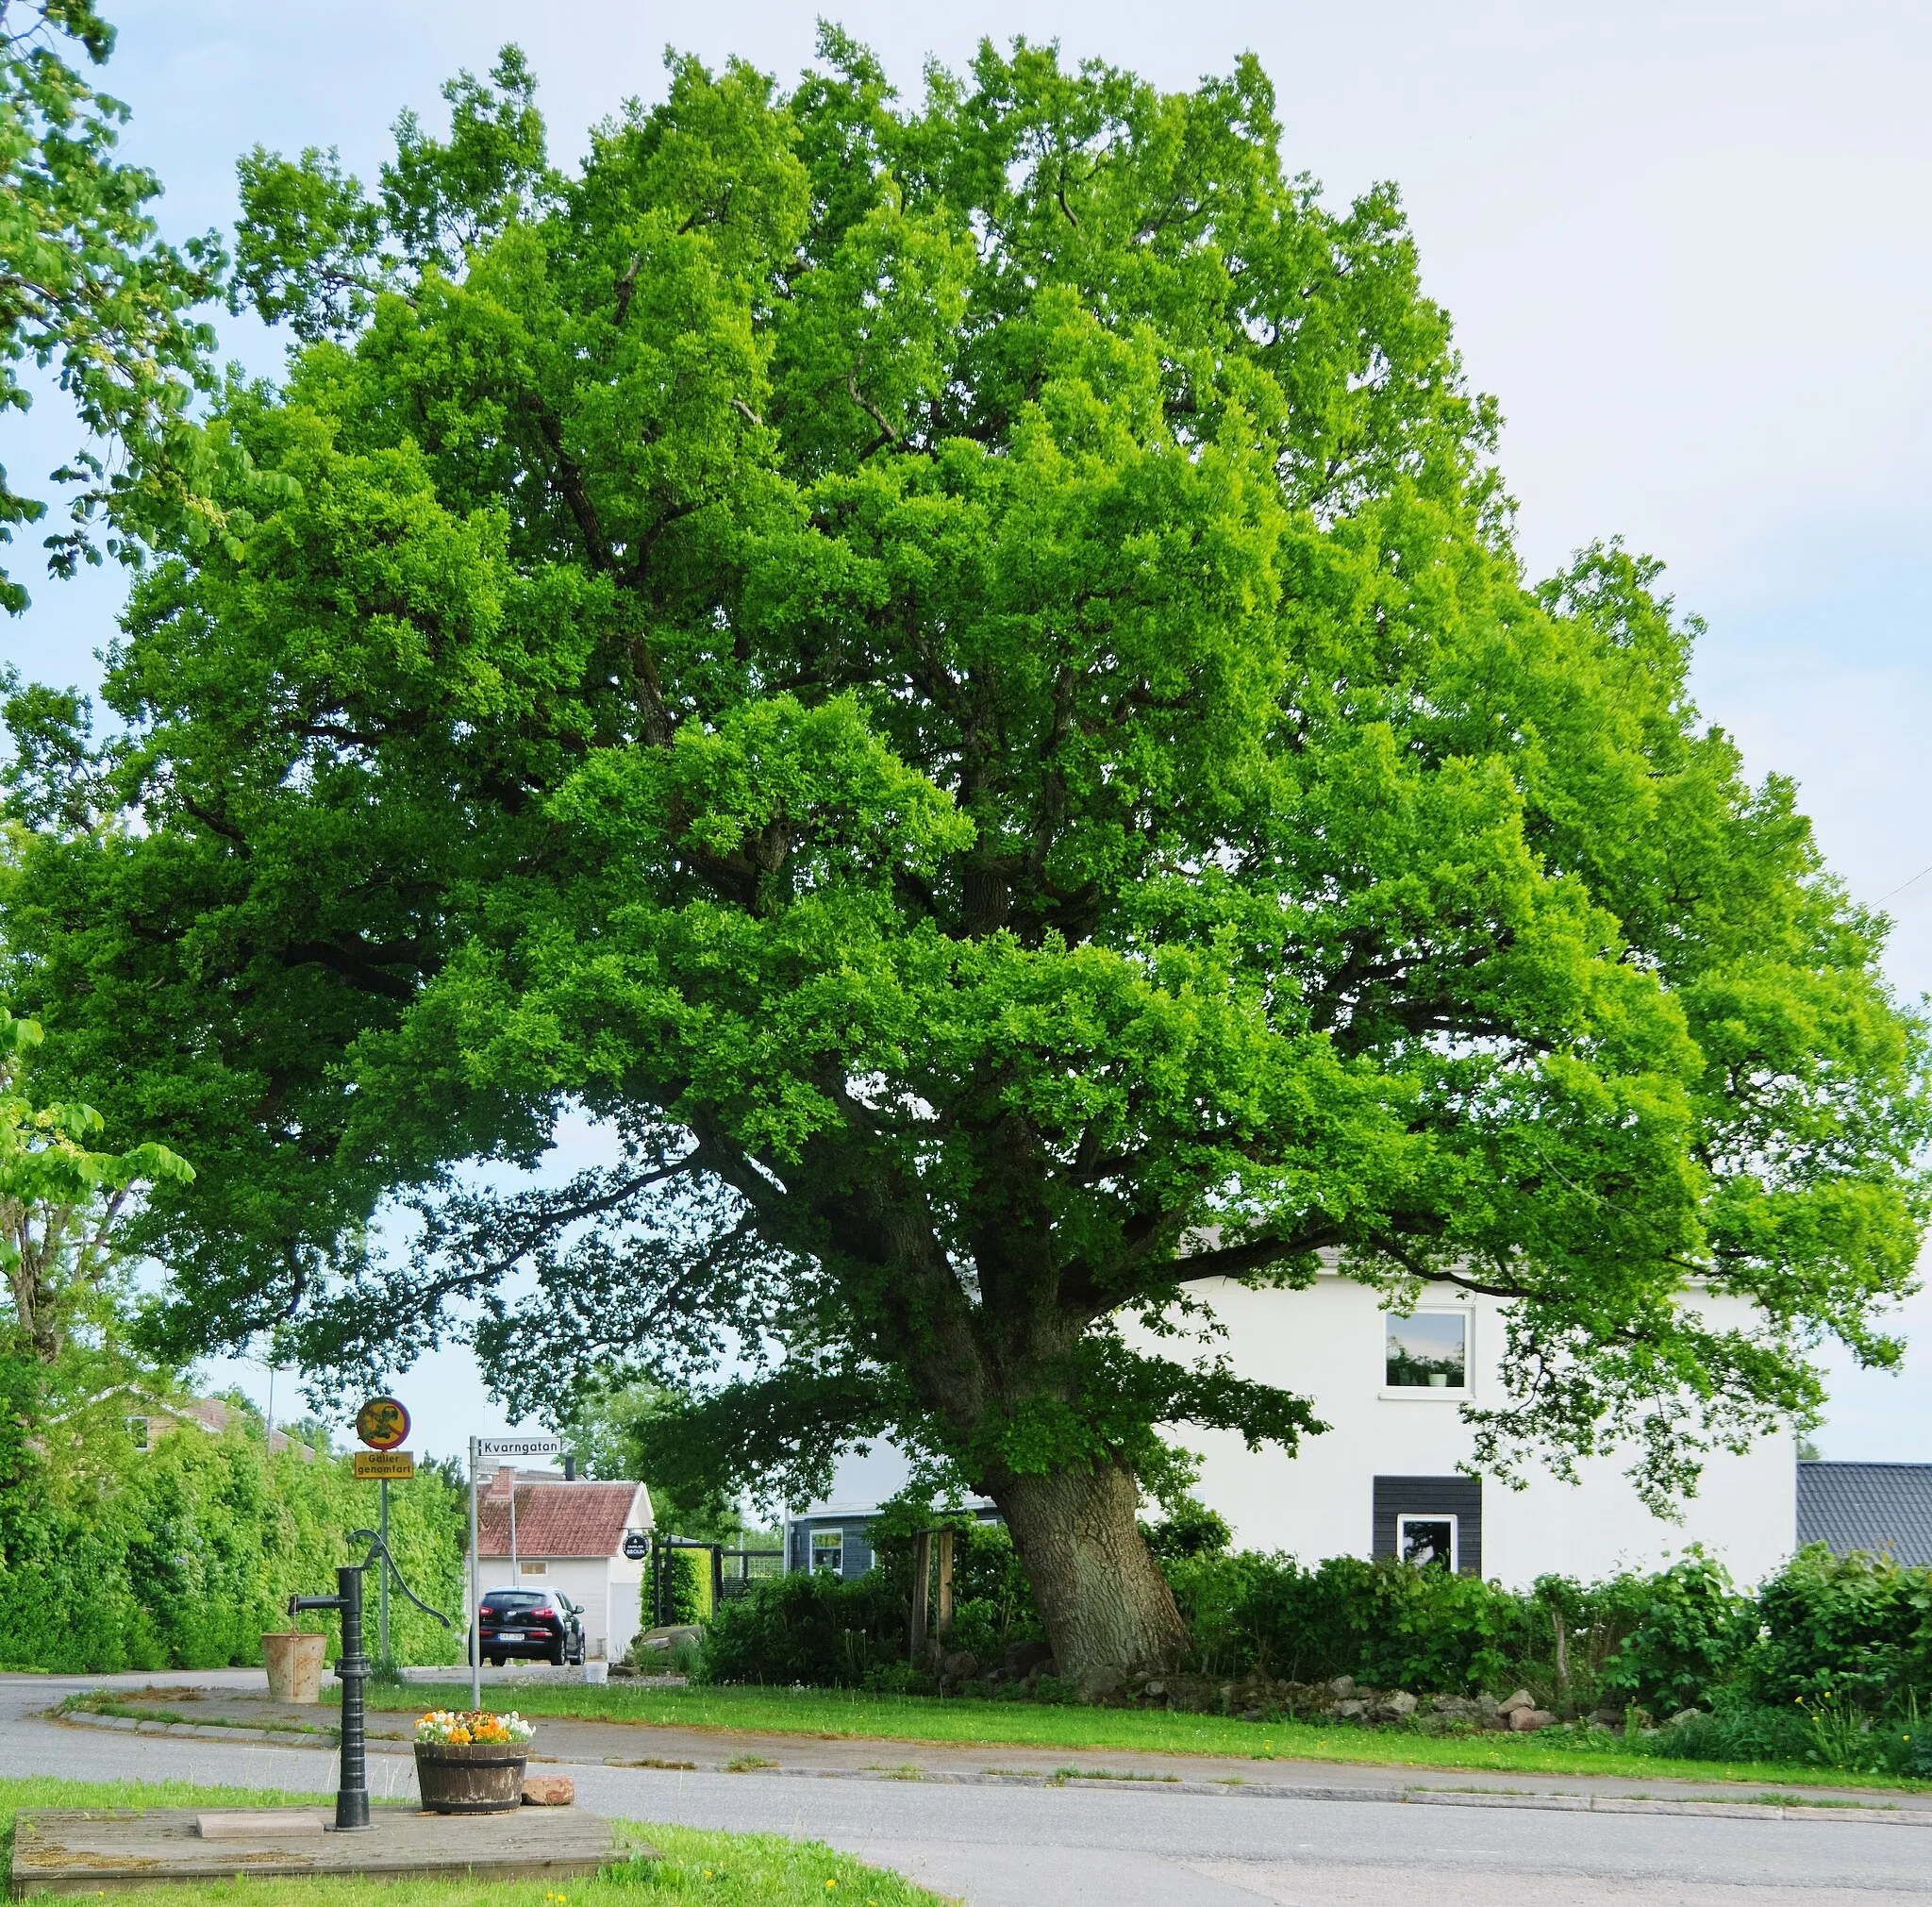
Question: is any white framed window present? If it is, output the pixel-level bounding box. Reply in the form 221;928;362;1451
126;1415;150;1450
1397;1514;1457;1572
518;1559;546;1576
1384;1310;1470;1395
811;1530;844;1574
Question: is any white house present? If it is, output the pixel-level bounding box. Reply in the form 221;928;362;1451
800;1264;1798;1587
1171;1266;1796;1588
476;1465;654;1659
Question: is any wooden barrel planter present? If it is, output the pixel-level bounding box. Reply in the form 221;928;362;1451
413;1740;528;1814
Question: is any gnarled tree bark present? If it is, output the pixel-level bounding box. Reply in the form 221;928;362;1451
991;1462;1190;1684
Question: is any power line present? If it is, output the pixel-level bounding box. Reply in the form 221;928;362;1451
1877;861;1932;905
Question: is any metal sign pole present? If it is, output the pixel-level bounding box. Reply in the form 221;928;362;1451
466;1432;560;1689
378;1478;391;1667
468;1434;480;1711
509;1474;519;1579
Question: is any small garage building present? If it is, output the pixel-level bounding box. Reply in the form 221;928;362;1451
477;1467;654;1659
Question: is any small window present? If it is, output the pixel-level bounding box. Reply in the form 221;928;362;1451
126;1415;150;1450
518;1559;546;1575
1398;1514;1457;1572
811;1530;844;1574
1386;1311;1468;1390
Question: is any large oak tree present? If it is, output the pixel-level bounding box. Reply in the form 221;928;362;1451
5;34;1927;1678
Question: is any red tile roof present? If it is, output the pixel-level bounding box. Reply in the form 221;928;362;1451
478;1481;649;1559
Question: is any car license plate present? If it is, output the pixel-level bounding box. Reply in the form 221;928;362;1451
497;1631;525;1640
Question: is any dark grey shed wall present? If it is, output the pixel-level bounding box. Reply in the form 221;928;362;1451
1372;1475;1483;1577
1796;1463;1932;1566
787;1516;874;1578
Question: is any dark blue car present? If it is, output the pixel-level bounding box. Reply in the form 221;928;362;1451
475;1587;585;1665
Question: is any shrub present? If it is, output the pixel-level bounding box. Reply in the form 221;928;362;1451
1166;1551;1542;1692
1647;1683;1814;1764
1592;1549;1754;1714
697;1567;906;1686
1741;1545;1932;1710
659;1547;711;1625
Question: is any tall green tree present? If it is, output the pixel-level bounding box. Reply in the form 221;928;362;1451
0;1002;191;1363
3;34;1925;1678
0;0;230;611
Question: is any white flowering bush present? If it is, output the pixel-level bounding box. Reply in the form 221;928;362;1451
413;1708;534;1746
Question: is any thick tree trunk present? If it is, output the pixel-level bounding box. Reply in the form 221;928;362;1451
991;1461;1189;1687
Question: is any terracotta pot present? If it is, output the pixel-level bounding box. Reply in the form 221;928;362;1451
413;1740;529;1814
261;1631;327;1704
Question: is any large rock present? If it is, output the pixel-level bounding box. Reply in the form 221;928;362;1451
996;1639;1055;1681
521;1775;575;1807
940;1649;980;1681
1507;1707;1558;1732
1326;1675;1357;1698
1331;1698;1367;1720
1077;1665;1124;1703
1498;1689;1536;1715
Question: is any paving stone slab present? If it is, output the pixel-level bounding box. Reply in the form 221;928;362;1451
9;1805;637;1895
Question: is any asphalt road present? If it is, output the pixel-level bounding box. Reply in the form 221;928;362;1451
3;1673;1927;1906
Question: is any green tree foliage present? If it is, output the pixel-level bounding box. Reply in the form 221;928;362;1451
0;0;231;610
0;1354;467;1669
558;1380;755;1541
0;1005;191;1362
3;32;1927;1677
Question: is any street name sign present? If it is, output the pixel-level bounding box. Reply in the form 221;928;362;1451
473;1435;562;1461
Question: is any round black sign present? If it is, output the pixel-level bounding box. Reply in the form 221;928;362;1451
623;1531;649;1561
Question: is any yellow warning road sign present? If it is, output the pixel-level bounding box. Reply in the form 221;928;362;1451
353;1449;415;1480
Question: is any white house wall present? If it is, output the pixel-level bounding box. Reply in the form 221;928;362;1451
1163;1272;1796;1589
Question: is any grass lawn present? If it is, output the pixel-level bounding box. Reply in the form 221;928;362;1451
367;1681;1927;1796
0;1779;945;1906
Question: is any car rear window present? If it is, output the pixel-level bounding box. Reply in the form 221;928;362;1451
484;1592;548;1610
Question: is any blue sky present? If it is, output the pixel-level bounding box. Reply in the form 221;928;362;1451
5;0;1929;1468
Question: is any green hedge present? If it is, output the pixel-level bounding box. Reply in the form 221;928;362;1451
697;1526;1932;1746
1169;1544;1932;1721
699;1567;906;1686
0;1412;468;1672
698;1523;1045;1689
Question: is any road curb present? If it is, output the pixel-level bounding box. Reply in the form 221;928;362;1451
53;1710;396;1752
50;1710;1930;1826
769;1765;1931;1823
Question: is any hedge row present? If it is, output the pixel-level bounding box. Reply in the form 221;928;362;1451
697;1522;1932;1730
0;1410;469;1672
